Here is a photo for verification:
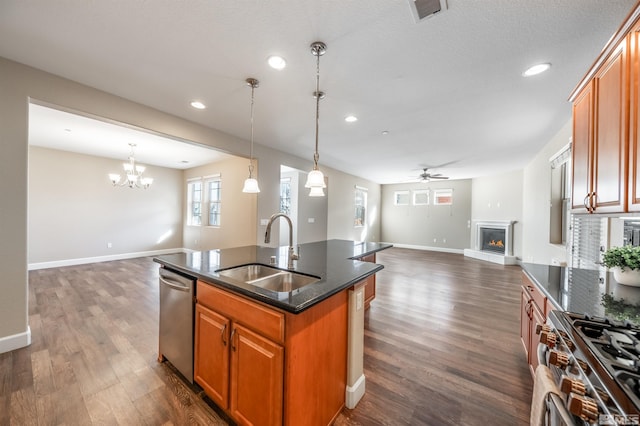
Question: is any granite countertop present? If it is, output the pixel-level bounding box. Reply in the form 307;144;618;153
154;239;392;313
522;263;640;325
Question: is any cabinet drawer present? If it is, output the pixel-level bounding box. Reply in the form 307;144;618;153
197;281;285;344
522;272;547;316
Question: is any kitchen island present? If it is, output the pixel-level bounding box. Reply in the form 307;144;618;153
154;239;391;426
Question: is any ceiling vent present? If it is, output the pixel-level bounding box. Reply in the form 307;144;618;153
408;0;447;22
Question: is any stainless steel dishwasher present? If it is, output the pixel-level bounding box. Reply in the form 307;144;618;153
159;267;196;383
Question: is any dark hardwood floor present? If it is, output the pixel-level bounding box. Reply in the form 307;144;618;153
1;247;532;425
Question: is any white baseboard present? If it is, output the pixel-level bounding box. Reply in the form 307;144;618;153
0;326;31;354
463;249;518;265
345;373;366;409
391;243;464;254
28;248;187;271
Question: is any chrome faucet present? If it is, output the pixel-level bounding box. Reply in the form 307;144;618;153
264;213;299;269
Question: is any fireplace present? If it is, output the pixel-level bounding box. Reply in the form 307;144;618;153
463;220;516;265
480;228;506;254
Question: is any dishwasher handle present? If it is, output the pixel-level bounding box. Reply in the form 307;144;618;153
159;275;192;292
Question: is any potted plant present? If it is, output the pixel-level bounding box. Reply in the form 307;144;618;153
601;245;640;286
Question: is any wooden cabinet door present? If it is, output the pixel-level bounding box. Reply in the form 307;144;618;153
592;39;628;213
359;254;376;308
629;24;640;211
528;304;545;377
571;82;594;212
194;303;230;409
520;288;531;361
229;323;284;426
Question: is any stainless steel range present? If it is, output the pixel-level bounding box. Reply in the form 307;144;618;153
540;310;640;425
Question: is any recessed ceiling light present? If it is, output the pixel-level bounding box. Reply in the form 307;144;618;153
522;63;551;77
268;56;286;70
381;130;389;135
190;101;206;109
345;115;358;123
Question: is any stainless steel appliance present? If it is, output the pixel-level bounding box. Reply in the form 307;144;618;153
159;267;196;383
538;311;640;425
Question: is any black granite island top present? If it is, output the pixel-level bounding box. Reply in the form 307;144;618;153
522;263;640;326
154;239;392;314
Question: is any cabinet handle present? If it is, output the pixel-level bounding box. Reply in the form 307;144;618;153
583;194;589;210
590;192;596;212
221;323;227;346
230;328;237;352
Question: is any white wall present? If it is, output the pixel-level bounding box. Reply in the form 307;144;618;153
470;170;524;259
254;144;381;246
28;147;183;266
326;173;381;242
380;179;472;251
182;156;257;251
522;120;572;265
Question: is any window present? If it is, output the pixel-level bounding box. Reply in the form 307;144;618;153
187;180;202;226
354;186;367;227
394;190;410;206
207;177;221;226
280;177;291;215
433;189;453;205
413;189;429;205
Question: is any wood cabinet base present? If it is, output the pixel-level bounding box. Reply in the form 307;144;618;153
195;281;350;426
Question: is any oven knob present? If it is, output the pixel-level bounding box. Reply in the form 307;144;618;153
575;358;591;375
549;350;569;369
536;324;551;335
564;339;575;352
567;393;598;422
560;376;586;395
540;331;557;348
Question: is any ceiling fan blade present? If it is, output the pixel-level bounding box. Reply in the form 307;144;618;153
429;176;449;179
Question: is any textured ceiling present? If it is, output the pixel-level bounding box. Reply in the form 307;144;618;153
0;0;637;183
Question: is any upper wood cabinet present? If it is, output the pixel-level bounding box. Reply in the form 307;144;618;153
629;22;640;211
571;38;629;214
571;82;595;212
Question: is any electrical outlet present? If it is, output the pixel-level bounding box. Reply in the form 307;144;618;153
260;219;269;226
107;242;112;248
356;291;363;311
194;239;198;245
308;218;315;223
443;238;446;243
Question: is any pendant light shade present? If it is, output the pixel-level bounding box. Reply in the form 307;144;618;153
242;177;260;193
304;41;327;196
308;185;325;197
242;78;261;193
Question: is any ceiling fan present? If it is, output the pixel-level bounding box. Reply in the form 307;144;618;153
415;167;449;182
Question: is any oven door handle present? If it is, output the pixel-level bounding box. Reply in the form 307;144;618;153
548;393;575;425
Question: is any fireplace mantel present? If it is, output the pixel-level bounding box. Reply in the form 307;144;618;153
463;220;517;265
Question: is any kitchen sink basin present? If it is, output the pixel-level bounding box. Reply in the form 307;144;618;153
217;264;282;282
216;264;320;293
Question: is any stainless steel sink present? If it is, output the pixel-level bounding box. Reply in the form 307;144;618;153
216;264;320;293
217;264;282;282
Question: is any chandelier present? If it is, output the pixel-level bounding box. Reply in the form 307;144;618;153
108;143;153;189
242;77;261;193
304;41;327;197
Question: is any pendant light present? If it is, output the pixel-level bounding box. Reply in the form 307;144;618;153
242;77;261;193
304;41;327;197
